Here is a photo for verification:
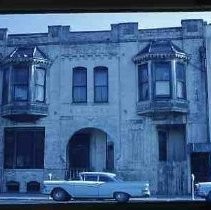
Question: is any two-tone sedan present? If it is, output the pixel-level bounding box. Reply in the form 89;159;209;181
43;172;150;202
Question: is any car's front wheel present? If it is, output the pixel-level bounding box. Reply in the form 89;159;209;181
114;192;130;203
51;188;70;201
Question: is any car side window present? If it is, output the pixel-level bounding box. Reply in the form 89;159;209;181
84;175;98;181
99;175;114;182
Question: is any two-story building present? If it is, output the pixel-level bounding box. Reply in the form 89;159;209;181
0;19;210;195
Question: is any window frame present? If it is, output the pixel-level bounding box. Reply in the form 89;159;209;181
153;61;172;99
2;67;10;105
94;66;108;103
34;67;46;102
176;62;186;99
11;65;29;102
138;63;149;101
72;67;87;103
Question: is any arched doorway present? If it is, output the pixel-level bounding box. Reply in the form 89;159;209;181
67;128;114;179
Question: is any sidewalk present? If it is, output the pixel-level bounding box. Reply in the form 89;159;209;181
0;193;201;200
0;193;49;200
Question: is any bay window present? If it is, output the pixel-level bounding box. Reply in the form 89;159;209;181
72;67;87;103
94;66;108;103
138;64;149;101
154;62;171;97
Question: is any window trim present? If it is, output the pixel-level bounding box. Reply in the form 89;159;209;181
72;67;87;103
94;66;109;103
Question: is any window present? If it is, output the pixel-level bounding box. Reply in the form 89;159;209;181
176;63;186;99
158;130;167;161
84;175;98;181
99;175;114;182
106;143;114;171
4;128;45;169
12;66;29;101
27;181;40;192
94;66;108;102
138;64;149;101
2;68;9;104
72;67;87;103
154;62;171;97
35;67;46;102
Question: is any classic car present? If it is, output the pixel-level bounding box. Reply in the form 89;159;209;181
195;182;211;201
42;172;150;202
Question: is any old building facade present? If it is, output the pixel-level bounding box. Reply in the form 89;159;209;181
0;19;210;195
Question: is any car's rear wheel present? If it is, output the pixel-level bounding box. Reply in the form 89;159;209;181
51;188;70;201
114;192;129;203
206;191;211;202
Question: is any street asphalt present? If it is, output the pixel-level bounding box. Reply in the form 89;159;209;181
0;193;206;203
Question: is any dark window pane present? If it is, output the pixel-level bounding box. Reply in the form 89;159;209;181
155;62;170;80
158;131;167;161
138;64;148;83
16;132;33;168
73;68;87;86
85;175;98;181
99;175;114;182
13;67;28;84
14;85;28;101
34;132;44;168
138;64;149;101
95;70;107;86
4;131;15;169
2;68;9;104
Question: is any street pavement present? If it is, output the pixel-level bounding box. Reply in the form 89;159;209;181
0;193;206;204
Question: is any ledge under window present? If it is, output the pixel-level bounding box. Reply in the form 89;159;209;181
1;102;48;121
136;99;189;116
